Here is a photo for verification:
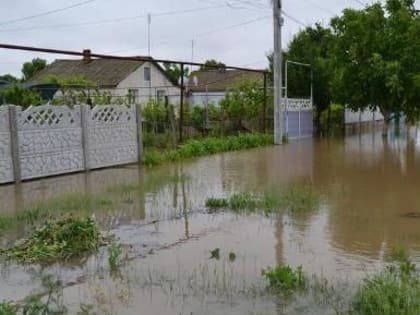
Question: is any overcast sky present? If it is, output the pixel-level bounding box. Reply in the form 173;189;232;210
1;0;419;77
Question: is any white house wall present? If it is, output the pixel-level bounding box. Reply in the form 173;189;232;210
117;62;180;105
345;108;384;124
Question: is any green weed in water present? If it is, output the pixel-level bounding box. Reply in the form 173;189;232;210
388;245;410;263
1;216;104;264
205;198;229;209
210;248;220;260
228;252;236;263
143;150;165;167
262;265;306;293
354;267;420;315
0;301;17;315
108;242;123;272
205;186;320;215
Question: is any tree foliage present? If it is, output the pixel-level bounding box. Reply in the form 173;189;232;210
200;59;226;71
163;63;190;85
21;58;47;81
0;85;42;108
0;74;18;84
220;79;264;125
286;24;334;133
331;0;420;130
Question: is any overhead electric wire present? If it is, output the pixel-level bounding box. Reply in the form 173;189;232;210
0;4;230;33
282;10;307;27
106;15;270;55
0;0;97;27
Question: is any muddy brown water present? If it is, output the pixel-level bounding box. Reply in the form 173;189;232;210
1;131;420;314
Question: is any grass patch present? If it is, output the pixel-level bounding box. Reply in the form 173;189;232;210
354;270;420;315
262;265;306;293
144;133;273;167
1;217;104;264
205;198;229;209
205;186;320;215
279;186;320;213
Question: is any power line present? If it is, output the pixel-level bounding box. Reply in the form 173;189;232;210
352;0;366;6
0;4;230;33
282;10;307;27
0;0;97;27
106;15;270;55
195;15;269;37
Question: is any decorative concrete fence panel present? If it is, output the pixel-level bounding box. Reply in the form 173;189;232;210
86;105;138;169
17;105;84;180
0;107;14;184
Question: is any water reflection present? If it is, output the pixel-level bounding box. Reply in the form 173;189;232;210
2;129;420;312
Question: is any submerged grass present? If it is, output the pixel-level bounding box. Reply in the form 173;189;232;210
144;133;273;167
0;301;17;315
205;185;320;215
263;265;306;293
1;216;104;264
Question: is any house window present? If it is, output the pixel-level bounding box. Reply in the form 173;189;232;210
128;89;139;104
156;89;166;103
144;67;151;81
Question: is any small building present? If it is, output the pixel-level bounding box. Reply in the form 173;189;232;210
187;69;264;107
30;50;180;105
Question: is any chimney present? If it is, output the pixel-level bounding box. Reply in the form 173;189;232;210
82;49;91;63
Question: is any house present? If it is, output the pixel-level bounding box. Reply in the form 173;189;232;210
30;50;180;105
187;69;264;107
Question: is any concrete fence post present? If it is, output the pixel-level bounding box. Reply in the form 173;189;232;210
8;105;21;182
80;104;90;171
135;103;144;163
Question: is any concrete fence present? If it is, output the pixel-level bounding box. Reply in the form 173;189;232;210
0;104;143;184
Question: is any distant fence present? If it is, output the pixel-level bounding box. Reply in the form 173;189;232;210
0;104;142;184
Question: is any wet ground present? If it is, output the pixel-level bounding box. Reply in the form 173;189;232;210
2;129;420;314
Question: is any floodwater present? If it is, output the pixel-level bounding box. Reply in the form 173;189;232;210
2;129;420;314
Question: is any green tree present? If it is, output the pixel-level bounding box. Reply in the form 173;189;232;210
200;59;226;71
331;0;420;136
163;63;190;85
267;24;334;134
0;74;18;83
22;58;47;81
221;79;264;130
41;75;97;105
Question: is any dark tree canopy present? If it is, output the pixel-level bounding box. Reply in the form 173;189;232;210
200;59;226;71
331;0;420;131
0;74;18;83
21;58;47;81
268;23;334;133
163;63;190;85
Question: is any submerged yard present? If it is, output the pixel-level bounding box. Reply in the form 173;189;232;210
1;132;420;314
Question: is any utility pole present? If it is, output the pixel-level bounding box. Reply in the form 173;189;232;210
147;13;151;56
191;39;195;63
273;0;284;144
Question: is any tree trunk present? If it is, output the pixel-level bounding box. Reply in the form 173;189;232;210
381;110;391;138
